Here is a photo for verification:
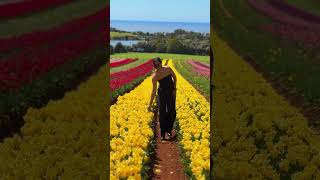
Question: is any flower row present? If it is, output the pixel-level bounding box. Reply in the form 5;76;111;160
0;63;108;179
0;8;107;52
212;34;320;179
269;0;320;24
0;25;108;90
187;60;210;77
169;60;210;179
0;0;73;18
260;22;320;48
189;60;210;69
110;76;154;179
110;58;136;68
247;0;320;30
247;0;320;48
110;60;153;91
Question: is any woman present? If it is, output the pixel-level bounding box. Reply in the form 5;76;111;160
148;57;177;141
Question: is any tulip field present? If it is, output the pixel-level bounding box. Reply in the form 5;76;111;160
110;53;210;179
213;0;320;116
169;60;210;179
212;33;320;179
212;0;320;178
0;0;109;178
187;60;210;77
0;64;109;179
110;59;153;91
110;58;136;68
110;58;154;102
0;0;108;134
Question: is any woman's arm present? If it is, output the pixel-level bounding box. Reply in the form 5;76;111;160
148;76;157;110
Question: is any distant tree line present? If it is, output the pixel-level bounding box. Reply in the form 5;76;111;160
110;27;127;33
110;29;210;55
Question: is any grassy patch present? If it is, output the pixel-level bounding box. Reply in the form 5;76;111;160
110;31;138;40
112;52;210;64
173;60;210;99
174;121;197;180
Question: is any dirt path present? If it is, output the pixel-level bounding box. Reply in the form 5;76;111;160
151;111;187;180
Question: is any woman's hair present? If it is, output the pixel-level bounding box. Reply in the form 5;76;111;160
153;57;162;67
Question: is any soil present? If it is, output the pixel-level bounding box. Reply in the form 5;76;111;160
151;111;187;180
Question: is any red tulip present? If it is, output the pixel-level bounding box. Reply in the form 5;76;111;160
110;58;136;68
110;60;153;91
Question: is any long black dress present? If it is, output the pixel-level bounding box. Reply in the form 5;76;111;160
157;74;176;138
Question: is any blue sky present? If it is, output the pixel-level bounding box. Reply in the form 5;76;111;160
110;0;210;23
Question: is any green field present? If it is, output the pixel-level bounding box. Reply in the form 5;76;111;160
111;52;210;99
110;31;138;40
111;52;209;64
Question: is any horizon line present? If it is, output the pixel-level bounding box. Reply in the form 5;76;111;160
111;19;210;24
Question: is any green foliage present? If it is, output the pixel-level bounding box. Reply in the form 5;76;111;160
167;37;183;54
154;40;167;53
110;31;138;40
110;45;114;54
173;60;210;99
114;42;127;53
127;29;210;55
174;121;197;180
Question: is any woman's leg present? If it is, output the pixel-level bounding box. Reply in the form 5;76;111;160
158;92;168;138
167;91;176;134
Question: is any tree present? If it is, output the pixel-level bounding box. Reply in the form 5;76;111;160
167;37;183;54
133;42;155;52
155;41;167;53
110;45;114;54
114;42;127;53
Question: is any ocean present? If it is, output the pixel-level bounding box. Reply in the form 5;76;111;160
111;20;210;33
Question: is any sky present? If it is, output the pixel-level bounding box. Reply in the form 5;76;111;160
110;0;210;23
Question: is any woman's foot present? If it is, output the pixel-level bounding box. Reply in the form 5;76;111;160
167;132;171;139
163;132;170;140
168;130;176;140
161;133;165;141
